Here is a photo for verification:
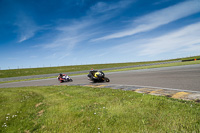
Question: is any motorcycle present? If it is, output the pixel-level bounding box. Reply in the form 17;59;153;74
87;70;110;83
57;74;73;83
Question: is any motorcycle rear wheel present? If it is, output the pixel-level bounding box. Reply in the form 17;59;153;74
104;77;110;82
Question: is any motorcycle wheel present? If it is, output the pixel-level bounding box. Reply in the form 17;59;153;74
104;77;110;82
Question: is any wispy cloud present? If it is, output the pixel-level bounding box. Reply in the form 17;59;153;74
89;0;133;14
93;0;200;41
15;14;40;43
153;0;172;5
41;0;133;59
45;52;70;60
139;22;200;56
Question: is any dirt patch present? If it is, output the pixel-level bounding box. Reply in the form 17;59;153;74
35;103;43;108
65;94;73;97
24;130;30;133
38;110;44;116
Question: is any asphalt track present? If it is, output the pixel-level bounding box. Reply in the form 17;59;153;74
0;64;200;93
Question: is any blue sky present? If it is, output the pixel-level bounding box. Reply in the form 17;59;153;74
0;0;200;70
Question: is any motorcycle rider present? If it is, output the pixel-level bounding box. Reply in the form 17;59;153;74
88;69;103;79
88;69;97;79
87;69;109;82
58;73;63;79
94;71;101;78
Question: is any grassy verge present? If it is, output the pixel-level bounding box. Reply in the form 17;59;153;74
181;55;200;61
0;86;199;132
105;60;200;72
0;73;88;84
0;76;56;84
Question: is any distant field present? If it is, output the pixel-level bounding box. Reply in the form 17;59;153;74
1;60;200;84
182;55;200;61
106;60;200;72
0;56;199;78
0;60;175;78
0;86;199;132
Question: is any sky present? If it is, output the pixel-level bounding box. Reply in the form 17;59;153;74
0;0;200;70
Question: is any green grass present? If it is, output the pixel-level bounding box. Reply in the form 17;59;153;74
0;76;56;84
181;55;200;61
0;73;88;84
0;86;199;132
0;59;180;78
106;60;200;72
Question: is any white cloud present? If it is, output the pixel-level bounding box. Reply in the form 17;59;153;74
93;0;200;41
178;44;200;58
58;53;70;60
153;0;172;5
45;53;57;59
44;35;80;49
89;0;133;14
15;15;40;43
42;0;133;58
139;22;200;56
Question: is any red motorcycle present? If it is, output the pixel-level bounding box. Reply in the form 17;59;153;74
57;74;73;83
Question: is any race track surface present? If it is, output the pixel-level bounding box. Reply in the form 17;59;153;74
0;64;200;92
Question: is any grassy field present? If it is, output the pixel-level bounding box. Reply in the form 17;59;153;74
181;55;200;61
0;60;200;84
106;60;200;72
0;86;199;132
0;60;177;78
0;56;200;78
